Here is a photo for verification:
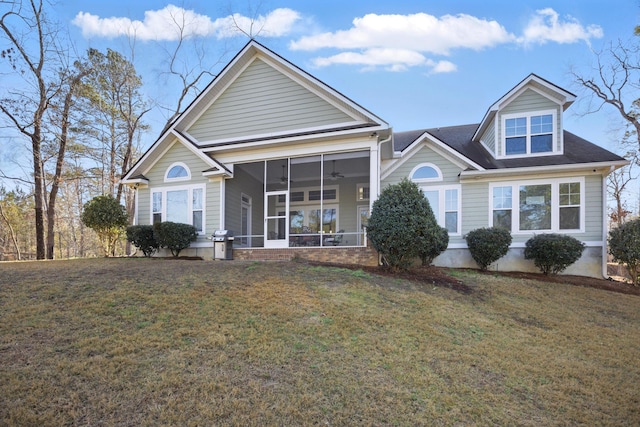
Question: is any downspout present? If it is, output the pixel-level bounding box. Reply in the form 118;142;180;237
602;165;615;279
373;133;393;203
371;133;392;261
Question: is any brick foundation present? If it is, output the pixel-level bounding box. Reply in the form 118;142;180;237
233;244;379;267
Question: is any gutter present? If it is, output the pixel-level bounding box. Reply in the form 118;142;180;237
459;160;628;181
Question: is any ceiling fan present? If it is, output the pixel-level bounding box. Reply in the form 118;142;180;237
328;160;344;180
280;164;289;185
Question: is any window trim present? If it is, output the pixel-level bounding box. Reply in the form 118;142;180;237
410;163;443;183
356;183;370;201
420;184;462;235
164;162;191;182
150;183;206;234
489;177;585;234
500;109;557;159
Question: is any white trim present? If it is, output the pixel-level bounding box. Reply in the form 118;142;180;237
356;183;370;201
196;123;369;148
381;131;484;181
446;241;604;250
150;183;207;235
459;160;629;181
409;163;443;182
473;74;576;142
419;184;462;236
498;109;558;159
164;162;191;182
219;179;225;231
488;177;585;234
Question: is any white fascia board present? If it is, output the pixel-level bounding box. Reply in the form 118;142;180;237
459;160;629;181
200;125;387;154
197;121;377;148
171;130;219;168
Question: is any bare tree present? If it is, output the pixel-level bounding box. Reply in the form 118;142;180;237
44;60;92;258
0;0;57;259
608;161;636;226
571;39;640;151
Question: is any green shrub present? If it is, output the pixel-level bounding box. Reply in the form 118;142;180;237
153;222;197;257
524;233;585;275
367;178;448;270
465;227;512;271
608;218;640;285
81;195;128;257
126;225;159;257
418;224;449;266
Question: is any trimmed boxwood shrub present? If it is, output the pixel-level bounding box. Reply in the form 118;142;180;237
608;218;640;286
367;178;447;270
418;225;449;267
126;225;159;257
465;227;512;271
153;222;198;257
524;233;585;275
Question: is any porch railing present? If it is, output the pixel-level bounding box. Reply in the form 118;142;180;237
233;230;366;249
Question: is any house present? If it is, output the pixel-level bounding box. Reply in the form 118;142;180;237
122;40;627;278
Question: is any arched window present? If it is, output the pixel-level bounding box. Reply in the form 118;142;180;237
165;162;191;181
410;163;442;182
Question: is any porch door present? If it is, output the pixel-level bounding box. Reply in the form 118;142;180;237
357;206;369;245
240;194;252;247
265;190;289;248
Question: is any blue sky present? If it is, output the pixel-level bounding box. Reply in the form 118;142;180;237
19;1;640;155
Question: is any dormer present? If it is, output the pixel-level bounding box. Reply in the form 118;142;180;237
472;74;576;160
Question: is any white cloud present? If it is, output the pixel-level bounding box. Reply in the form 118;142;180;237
290;12;513;72
72;5;301;41
289;9;603;72
311;48;457;73
520;8;603;45
291;12;514;55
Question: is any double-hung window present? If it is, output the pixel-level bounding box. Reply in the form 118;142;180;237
423;186;461;234
503;110;556;157
490;178;584;233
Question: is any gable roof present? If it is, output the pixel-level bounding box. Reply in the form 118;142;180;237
176;40;388;145
394;124;627;172
472;73;576;142
123;40;389;182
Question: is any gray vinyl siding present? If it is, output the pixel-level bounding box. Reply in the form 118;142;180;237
383;144;464;186
479;120;496;154
139;142;220;239
188;58;354;142
460;181;488;237
498;89;561;155
583;174;603;241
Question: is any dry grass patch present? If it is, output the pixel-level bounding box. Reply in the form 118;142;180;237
0;259;639;425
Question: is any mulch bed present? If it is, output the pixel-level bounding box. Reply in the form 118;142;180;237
356;263;640;297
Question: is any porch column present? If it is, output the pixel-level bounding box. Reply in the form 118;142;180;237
369;141;380;209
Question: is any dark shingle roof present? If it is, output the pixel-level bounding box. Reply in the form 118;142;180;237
394;124;625;170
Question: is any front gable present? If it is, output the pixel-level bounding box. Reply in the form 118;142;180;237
187;57;357;143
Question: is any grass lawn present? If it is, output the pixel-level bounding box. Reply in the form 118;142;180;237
1;258;639;426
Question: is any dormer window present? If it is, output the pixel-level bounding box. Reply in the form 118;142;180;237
503;110;556;157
